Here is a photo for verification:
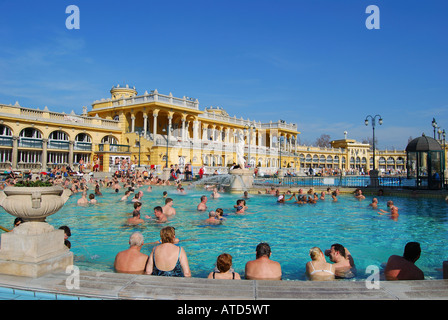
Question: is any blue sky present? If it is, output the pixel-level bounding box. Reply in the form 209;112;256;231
0;0;447;150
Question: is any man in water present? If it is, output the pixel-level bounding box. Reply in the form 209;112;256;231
197;195;208;211
204;211;221;225
77;191;88;205
384;242;424;280
127;210;145;225
245;243;282;280
114;232;149;274
325;243;356;278
154;206;167;223
378;205;399;221
162;198;176;216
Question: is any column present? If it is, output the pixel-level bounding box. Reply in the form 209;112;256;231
131;115;135;133
42;138;48;171
225;128;230;143
11;136;19;170
153;111;158;139
202;124;208;141
168;116;172;142
69;140;74;168
193;120;199;143
211;125;216;141
181;118;186;142
143;114;148;137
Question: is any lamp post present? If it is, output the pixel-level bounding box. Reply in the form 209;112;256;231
442;129;446;188
432;118;438;139
279;135;283;170
364;115;383;172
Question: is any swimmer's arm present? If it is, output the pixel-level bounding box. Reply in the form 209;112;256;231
345;248;355;267
145;249;155;274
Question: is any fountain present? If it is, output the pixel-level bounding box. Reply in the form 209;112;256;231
0;186;73;277
192;132;254;192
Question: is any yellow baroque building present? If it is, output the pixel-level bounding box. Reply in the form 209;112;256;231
1;84;434;176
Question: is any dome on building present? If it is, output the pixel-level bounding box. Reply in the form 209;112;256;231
205;106;229;117
405;134;442;152
110;84;137;100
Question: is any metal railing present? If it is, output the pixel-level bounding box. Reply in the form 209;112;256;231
253;175;410;188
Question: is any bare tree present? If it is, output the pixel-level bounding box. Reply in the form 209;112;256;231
314;134;331;148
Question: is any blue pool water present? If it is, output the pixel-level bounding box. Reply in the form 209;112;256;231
0;186;447;280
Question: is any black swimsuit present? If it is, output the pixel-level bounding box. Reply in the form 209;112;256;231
151;246;183;277
212;272;235;279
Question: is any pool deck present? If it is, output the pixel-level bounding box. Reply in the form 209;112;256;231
0;270;447;300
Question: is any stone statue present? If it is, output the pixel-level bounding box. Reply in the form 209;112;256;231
236;130;246;169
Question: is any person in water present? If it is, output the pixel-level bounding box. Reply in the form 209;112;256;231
145;226;191;277
114;232;149;274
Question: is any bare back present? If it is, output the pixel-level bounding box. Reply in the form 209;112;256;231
245;256;282;280
114;248;149;274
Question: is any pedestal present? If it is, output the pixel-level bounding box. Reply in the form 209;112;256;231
229;169;254;192
0;222;73;278
369;169;380;188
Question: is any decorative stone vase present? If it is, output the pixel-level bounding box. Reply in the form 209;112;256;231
0;186;73;278
0;186;72;222
229;168;254;192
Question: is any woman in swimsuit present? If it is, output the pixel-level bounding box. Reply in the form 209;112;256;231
145;226;191;277
305;247;335;281
207;253;241;280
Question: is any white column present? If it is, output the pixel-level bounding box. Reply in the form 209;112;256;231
225;128;230;143
153;114;158;138
143;114;148;136
181;119;186;141
131;115;135;133
168;116;172;141
202;125;207;141
193;121;199;142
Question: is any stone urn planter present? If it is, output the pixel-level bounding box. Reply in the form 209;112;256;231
0;185;73;278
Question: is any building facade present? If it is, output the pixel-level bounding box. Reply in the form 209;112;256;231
1;85;443;176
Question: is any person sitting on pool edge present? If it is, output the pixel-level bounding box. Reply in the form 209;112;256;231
114;231;149;274
324;243;356;279
306;247;335;281
384;242;424;280
208;253;241;280
145;226;191;277
245;242;282;280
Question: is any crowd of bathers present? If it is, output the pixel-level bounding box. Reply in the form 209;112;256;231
0;171;425;281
